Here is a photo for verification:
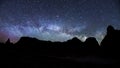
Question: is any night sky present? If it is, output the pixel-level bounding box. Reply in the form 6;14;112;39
0;0;120;43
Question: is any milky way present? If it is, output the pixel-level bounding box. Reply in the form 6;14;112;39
0;0;120;43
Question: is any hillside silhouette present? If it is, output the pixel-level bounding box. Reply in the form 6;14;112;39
0;25;120;68
101;25;120;58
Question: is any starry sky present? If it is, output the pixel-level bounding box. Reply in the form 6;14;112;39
0;0;120;43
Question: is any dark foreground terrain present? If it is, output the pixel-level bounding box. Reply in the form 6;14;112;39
0;25;120;68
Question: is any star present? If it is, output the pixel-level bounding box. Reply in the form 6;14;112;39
0;0;120;43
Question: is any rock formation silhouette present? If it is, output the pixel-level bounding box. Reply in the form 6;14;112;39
83;37;100;55
0;25;120;68
84;37;99;49
6;38;11;44
101;25;120;58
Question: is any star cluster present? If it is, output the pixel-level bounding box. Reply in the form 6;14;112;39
0;0;120;43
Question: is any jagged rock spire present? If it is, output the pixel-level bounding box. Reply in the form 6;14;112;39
6;38;11;44
107;25;114;34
